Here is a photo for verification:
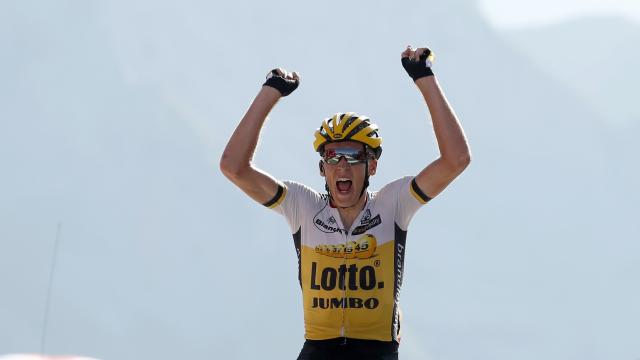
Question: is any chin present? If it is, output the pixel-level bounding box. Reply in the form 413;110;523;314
331;191;361;208
334;200;356;208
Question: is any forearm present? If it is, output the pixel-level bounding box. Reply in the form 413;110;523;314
415;76;470;168
220;86;281;177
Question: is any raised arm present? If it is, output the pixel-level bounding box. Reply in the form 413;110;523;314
401;46;471;200
219;69;299;205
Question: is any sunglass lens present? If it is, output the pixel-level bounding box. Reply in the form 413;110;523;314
323;149;368;165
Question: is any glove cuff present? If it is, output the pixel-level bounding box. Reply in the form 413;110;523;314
410;67;434;81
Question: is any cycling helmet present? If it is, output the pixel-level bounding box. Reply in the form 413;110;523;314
313;112;382;159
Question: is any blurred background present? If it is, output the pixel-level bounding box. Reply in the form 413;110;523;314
1;0;639;359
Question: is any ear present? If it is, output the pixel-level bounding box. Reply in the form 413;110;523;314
319;160;325;177
368;159;377;176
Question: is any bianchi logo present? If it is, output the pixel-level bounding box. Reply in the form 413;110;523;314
314;213;345;234
314;234;377;259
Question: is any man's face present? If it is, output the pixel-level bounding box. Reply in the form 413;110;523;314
321;141;377;208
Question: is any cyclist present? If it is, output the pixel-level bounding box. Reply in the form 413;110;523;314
220;46;471;360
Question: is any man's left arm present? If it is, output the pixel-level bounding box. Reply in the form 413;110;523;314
402;46;471;200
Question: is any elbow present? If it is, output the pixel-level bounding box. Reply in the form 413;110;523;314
219;157;234;180
219;153;245;181
444;151;471;173
458;151;471;169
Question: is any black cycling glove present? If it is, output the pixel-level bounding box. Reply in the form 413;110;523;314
401;48;434;81
263;69;299;97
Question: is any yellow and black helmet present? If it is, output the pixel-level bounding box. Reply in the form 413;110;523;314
313;112;383;159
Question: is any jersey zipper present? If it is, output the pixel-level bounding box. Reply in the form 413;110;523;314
337;196;369;344
341;229;348;343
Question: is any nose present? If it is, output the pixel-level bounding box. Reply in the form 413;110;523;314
336;156;351;168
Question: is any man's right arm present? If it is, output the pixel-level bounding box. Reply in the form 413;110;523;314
219;69;299;206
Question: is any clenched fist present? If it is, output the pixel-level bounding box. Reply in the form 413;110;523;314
401;46;435;81
263;68;300;97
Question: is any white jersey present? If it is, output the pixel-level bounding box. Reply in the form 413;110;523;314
269;176;429;342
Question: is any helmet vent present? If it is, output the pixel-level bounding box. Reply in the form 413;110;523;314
345;121;371;139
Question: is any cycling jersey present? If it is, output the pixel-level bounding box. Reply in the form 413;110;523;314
269;176;429;342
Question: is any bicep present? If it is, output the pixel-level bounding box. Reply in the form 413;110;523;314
413;157;467;200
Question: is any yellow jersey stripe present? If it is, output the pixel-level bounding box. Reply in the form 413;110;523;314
409;178;431;204
264;184;287;208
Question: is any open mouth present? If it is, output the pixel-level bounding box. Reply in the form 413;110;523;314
336;178;352;193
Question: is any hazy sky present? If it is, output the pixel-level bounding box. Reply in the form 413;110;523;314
480;0;640;27
1;0;639;359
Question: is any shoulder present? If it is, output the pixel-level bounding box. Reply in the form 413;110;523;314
282;180;319;196
281;180;327;204
370;175;429;206
371;176;414;198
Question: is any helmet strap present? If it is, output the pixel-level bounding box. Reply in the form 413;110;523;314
360;145;372;199
359;157;369;199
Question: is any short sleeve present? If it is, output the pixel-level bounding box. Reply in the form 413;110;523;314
269;180;322;234
376;176;429;231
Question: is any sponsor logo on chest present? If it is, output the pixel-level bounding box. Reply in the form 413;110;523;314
313;214;345;234
313;209;382;235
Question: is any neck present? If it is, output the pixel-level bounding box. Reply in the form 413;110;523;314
334;191;368;231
